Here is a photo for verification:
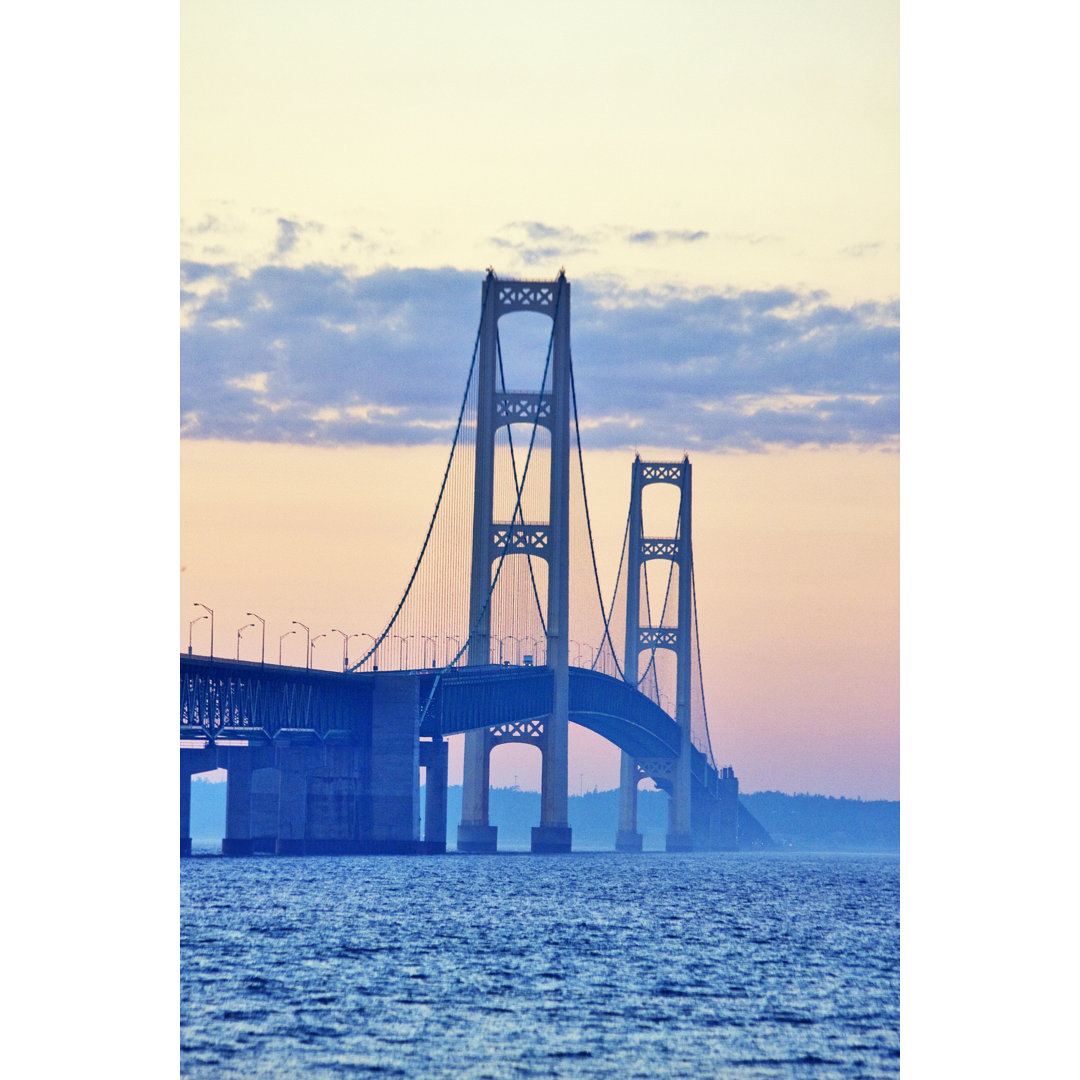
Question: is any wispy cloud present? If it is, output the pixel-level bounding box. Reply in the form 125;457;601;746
627;229;709;244
180;263;898;451
841;241;884;258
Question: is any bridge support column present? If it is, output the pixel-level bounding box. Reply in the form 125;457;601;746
275;746;310;855
222;747;255;856
251;766;280;852
370;674;421;853
532;704;570;853
458;729;497;853
615;751;643;852
665;727;694;852
306;746;369;854
712;767;739;851
421;737;448;854
181;769;191;858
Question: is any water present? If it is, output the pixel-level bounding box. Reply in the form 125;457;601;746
180;852;899;1078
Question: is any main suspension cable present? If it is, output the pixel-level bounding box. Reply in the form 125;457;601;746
570;351;627;681
350;307;484;671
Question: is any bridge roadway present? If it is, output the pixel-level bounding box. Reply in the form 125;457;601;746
180;654;736;854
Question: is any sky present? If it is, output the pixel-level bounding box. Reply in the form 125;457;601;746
179;0;900;800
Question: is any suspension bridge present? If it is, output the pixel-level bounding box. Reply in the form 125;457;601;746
181;270;743;855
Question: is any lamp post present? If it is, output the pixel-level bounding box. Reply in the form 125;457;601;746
193;602;214;658
188;614;206;655
292;621;310;668
393;633;412;669
360;631;379;670
237;622;255;660
246;611;265;663
310;633;326;667
445;634;460;667
279;629;295;664
332;629;358;672
421;634;437;668
506;634;522;664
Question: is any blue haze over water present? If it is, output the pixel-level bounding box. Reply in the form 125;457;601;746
181;852;899;1078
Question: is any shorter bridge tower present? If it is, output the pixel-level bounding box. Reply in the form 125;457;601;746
616;455;696;852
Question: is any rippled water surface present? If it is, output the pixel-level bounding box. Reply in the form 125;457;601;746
180;852;899;1078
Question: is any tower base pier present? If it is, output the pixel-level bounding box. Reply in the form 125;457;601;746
615;829;643;853
457;824;498;853
531;825;572;853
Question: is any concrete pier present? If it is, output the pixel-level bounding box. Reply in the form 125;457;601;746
222;747;255;856
370;675;420;852
615;751;643;852
251;766;280;852
420;738;448;854
458;730;497;852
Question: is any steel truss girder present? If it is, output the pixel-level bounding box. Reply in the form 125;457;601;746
492;523;551;558
496;281;558;314
636;757;676;783
495;392;552;430
638;627;680;650
489;718;546;744
640;537;681;560
640;462;686;486
179;660;366;740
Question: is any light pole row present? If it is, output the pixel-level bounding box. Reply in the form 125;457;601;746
190;603;370;672
190;607;580;672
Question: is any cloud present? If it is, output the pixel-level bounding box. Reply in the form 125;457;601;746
273;218;302;256
627;229;709;244
490;221;596;266
841;241;884;258
180;264;898;451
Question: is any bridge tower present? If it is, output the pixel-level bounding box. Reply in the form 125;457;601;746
615;456;696;852
457;271;573;854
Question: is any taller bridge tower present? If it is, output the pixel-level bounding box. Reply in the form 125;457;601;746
457;271;573;854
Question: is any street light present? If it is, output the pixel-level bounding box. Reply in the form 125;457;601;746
360;631;379;670
421;634;437;668
236;622;255;660
246;611;265;663
393;633;413;669
188;614;206;655
193;602;214;658
292;621;310;668
506;634;522;664
525;636;542;666
445;634;461;666
332;628;358;672
310;633;326;666
279;629;296;664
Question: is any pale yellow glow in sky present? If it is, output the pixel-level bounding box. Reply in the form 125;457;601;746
181;0;898;303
